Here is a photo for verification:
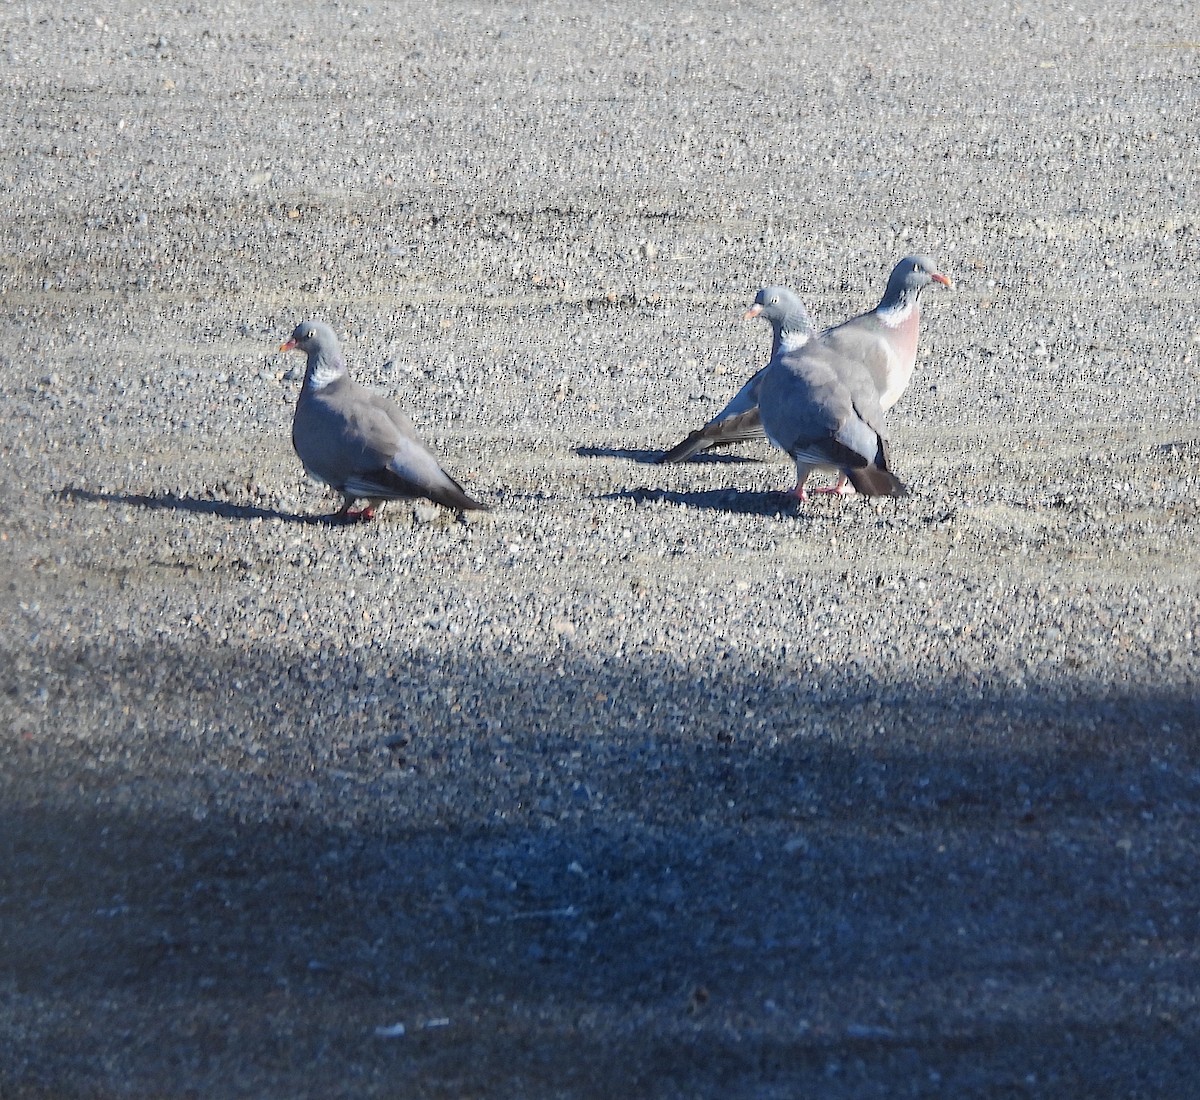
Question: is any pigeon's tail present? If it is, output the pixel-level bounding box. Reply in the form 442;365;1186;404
343;468;488;512
409;467;488;511
430;478;489;512
657;428;714;464
845;465;908;497
657;409;767;463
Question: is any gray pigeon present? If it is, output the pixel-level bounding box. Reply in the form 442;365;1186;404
821;254;953;409
757;338;907;502
657;286;815;463
281;320;486;521
658;255;952;464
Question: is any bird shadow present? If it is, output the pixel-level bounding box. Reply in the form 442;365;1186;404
54;487;327;525
575;446;764;465
601;487;795;516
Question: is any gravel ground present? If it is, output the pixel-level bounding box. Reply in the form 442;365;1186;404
2;1;1199;1096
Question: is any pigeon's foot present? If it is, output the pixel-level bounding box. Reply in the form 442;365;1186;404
785;484;810;503
332;503;376;523
809;477;855;497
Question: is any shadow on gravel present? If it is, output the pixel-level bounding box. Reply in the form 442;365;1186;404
55;486;326;525
604;486;792;515
3;637;1199;1097
575;445;764;465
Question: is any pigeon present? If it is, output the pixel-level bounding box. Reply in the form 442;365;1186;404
280;320;486;521
657;286;815;463
657;255;952;464
800;253;952;494
757;338;907;503
820;254;953;410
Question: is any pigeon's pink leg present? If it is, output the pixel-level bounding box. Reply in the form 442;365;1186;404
334;499;376;522
785;469;812;502
810;476;855;496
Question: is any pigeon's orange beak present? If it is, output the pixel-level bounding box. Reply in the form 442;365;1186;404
932;272;954;289
743;304;765;321
279;338;298;352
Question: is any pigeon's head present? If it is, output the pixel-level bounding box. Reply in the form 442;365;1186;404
744;286;816;335
279;320;341;357
889;255;954;297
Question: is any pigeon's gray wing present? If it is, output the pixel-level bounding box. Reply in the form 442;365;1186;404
340;388;485;510
759;344;905;496
760;348;861;457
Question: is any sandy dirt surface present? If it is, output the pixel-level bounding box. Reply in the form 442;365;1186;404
2;1;1199;1096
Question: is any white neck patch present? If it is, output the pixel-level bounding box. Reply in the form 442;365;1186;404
779;327;812;352
307;361;344;390
876;295;918;328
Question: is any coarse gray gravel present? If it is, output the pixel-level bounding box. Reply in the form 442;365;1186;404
1;1;1198;1097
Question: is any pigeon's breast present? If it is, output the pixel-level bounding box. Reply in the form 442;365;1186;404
292;391;345;489
877;310;920;409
